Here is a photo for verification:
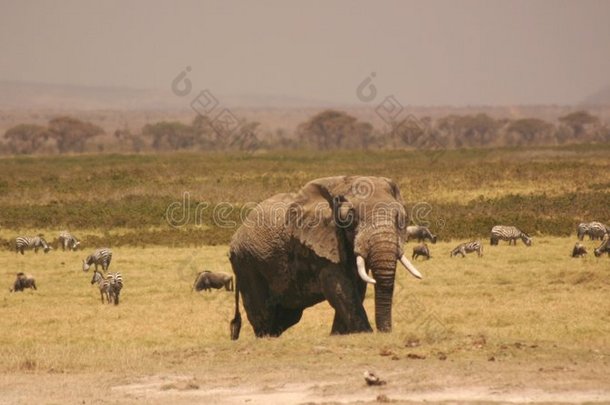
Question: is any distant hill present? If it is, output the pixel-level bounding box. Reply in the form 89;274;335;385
0;81;335;110
582;85;610;106
1;80;609;140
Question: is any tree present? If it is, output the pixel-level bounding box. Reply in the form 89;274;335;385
558;111;600;138
3;124;49;154
142;121;195;151
192;115;223;149
227;121;261;151
114;128;145;152
384;116;428;149
297;110;374;150
48;116;104;153
505;118;554;146
436;113;499;147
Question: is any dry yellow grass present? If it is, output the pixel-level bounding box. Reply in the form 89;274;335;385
1;238;608;376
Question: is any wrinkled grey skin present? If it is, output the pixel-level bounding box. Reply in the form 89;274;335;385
10;273;37;292
412;243;431;260
229;176;419;340
193;271;234;292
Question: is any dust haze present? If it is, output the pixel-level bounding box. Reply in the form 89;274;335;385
1;0;610;107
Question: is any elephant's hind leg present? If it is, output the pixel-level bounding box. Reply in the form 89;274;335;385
235;266;279;337
271;306;303;336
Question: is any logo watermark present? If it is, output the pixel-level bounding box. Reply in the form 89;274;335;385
356;72;447;163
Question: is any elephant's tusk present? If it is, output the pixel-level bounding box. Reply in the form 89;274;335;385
399;255;423;279
356;256;376;284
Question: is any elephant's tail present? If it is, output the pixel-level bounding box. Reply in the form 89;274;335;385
230;275;242;340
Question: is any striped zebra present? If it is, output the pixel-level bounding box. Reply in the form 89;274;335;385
91;270;123;304
82;248;112;272
91;270;111;303
15;235;52;255
107;272;123;305
490;225;532;246
594;237;610;257
450;241;483;258
58;231;80;251
577;222;609;241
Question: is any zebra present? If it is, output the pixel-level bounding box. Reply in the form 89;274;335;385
594;237;610;257
107;272;123;305
406;226;437;244
577;222;609;241
58;231;80;251
82;248;112;272
15;235;52;255
490;225;532;246
91;270;111;304
450;241;483;258
571;242;587;258
411;243;431;260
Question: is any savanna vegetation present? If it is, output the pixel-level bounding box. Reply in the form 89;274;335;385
1;239;609;402
2;109;610;155
0;145;608;249
1;145;609;403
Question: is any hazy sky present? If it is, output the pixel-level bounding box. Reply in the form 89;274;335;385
1;0;609;106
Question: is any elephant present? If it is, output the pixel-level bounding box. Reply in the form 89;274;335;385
193;271;234;292
228;176;423;340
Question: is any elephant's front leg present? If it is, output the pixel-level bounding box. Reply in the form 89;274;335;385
319;266;372;335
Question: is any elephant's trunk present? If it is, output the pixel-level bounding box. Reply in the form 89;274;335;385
368;250;396;333
363;227;399;333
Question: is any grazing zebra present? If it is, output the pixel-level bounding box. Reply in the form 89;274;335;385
82;248;112;272
15;235;52;255
571;242;587;258
58;231;80;251
450;241;483;258
577;222;609;241
10;273;37;292
91;270;111;303
490;225;532;246
411;243;431;260
594;238;610;257
406;226;437;244
107;272;123;305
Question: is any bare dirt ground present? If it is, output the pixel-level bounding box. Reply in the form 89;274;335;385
2;358;610;404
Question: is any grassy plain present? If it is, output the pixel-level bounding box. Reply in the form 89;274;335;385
0;145;609;246
1;238;609;403
1;145;610;403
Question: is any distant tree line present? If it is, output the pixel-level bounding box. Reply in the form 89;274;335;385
2;110;609;155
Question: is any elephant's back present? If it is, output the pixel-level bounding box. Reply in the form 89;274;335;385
229;192;295;260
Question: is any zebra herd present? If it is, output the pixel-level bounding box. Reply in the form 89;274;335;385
407;222;610;260
9;232;123;305
573;221;610;258
8;221;609;298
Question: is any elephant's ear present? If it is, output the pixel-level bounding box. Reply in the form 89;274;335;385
383;178;409;235
287;181;343;263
